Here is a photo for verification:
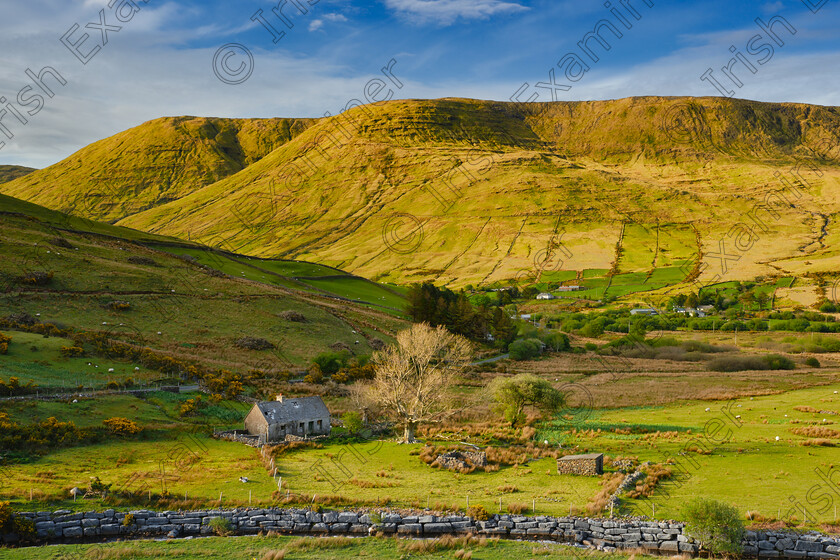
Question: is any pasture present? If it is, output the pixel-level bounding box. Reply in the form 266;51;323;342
0;534;653;560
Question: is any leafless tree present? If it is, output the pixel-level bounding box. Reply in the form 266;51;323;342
366;323;471;443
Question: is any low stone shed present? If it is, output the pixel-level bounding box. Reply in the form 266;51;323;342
557;452;603;476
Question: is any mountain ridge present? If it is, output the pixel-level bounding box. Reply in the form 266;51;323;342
4;96;840;288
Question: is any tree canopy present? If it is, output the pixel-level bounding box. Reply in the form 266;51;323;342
488;374;566;427
366;323;472;442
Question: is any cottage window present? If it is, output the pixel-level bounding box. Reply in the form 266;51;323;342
308;421;314;432
317;420;322;430
299;422;304;432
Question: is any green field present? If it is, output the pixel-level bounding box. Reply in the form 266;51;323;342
7;380;840;524
0;331;162;390
151;245;406;315
539;382;840;522
275;440;601;517
0;209;407;371
0;534;650;560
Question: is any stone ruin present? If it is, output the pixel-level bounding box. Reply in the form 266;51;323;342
556;453;603;476
433;450;487;471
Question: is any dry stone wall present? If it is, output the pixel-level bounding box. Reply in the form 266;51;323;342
5;508;840;558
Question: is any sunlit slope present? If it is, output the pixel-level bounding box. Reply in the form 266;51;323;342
0;116;315;223
12;96;840;287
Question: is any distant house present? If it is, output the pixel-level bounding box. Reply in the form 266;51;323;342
557;285;583;292
536;293;556;300
630;308;658;316
244;395;330;441
674;307;706;318
557;453;604;476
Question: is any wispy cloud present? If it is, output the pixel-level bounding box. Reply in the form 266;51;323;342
383;0;528;25
309;12;348;32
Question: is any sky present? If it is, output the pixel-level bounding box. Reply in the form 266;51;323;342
1;0;839;168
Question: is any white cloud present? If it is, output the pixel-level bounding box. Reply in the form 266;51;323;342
308;13;347;32
383;0;528;25
324;13;349;23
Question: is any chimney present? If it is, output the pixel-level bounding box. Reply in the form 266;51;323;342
276;393;283;403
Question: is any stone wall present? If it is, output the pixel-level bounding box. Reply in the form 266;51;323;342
557;457;602;476
5;508;840;558
213;430;262;447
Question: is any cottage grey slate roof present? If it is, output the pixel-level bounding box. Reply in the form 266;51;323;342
257;396;330;425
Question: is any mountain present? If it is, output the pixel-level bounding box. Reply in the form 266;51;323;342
5;97;840;288
0;165;36;183
0;116;315;223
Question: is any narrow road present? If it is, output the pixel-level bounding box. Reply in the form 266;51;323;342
471;353;509;365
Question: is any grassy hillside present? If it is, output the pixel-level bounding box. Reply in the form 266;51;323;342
7;97;840;290
0;165;35;183
0;116;315;223
116;97;840;288
0;194;406;377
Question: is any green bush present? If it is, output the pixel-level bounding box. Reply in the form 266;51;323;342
540;332;570;352
805;356;821;368
13;516;36;542
682;498;744;556
819;301;838;313
312;351;351;375
341;411;363;434
708;353;795;372
208;516;234;536
509;338;543;361
0;501;12;533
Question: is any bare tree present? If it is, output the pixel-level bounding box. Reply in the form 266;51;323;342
367;323;472;443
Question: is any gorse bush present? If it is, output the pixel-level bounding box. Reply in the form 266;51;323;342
59;345;85;357
467;504;490;521
102;417;143;437
683;498;744;556
0;376;38;396
0;412;95;453
208;516;233;536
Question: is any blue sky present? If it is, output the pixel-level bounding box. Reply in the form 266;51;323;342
1;0;839;167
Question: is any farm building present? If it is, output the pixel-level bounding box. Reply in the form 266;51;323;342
556;285;583;292
630;308;658;316
557;453;603;476
536;293;556;300
244;395;331;441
